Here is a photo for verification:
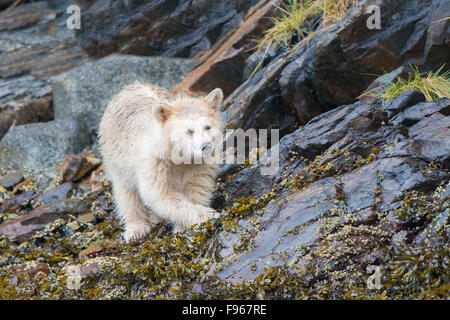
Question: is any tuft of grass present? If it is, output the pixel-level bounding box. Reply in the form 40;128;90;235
321;0;359;24
256;0;358;51
249;0;358;79
256;0;318;51
375;65;450;103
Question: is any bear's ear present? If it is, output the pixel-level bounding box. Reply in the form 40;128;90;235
205;88;223;111
152;102;171;123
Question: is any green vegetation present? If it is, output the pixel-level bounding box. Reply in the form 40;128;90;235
375;65;450;103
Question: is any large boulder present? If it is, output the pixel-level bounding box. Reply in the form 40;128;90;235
0;119;89;180
51;55;196;132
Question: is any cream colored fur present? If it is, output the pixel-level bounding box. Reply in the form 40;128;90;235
99;82;224;242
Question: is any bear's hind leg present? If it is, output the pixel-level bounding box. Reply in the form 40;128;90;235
113;183;156;242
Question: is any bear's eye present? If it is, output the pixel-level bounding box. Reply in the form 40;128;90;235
205;125;211;131
187;129;194;135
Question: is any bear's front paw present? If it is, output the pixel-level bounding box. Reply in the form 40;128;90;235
123;223;151;243
196;206;219;224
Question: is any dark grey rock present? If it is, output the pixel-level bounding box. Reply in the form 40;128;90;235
34;182;76;204
383;90;426;117
407;111;450;163
0;199;90;241
76;0;260;58
214;90;450;283
224;103;387;203
0;190;36;212
0;1;89;139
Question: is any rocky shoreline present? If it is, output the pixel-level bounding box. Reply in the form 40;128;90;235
0;0;448;299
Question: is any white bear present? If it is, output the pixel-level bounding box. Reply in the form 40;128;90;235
99;82;224;242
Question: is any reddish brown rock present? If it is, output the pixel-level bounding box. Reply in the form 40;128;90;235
57;154;101;182
0;199;90;241
176;0;278;97
90;165;110;193
34;182;75;204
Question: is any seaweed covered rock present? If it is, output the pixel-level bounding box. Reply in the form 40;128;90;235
76;0;261;58
213;94;449;284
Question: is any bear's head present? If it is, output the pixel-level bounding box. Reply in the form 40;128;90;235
153;88;224;164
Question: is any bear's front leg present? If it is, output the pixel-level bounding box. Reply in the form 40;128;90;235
183;165;217;206
112;183;159;242
137;166;217;231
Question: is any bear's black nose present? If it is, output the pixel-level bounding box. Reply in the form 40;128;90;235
202;142;212;152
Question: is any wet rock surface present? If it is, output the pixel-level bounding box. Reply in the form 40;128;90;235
0;171;23;190
0;199;90;241
76;0;261;58
214;94;449;284
222;0;450;133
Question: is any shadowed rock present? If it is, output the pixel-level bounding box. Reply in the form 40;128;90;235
76;0;261;59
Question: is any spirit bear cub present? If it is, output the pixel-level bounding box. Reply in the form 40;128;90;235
99;82;224;242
